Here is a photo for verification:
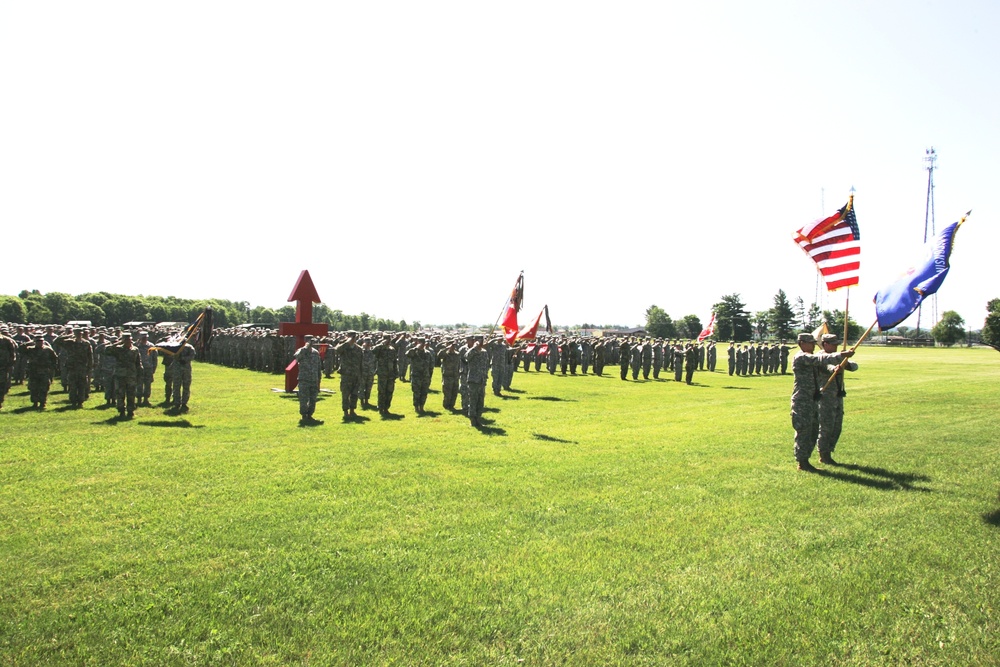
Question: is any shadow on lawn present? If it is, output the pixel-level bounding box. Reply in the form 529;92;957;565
983;494;1000;528
140;419;204;429
722;386;752;390
818;463;933;492
532;433;577;444
526;396;575;402
475;419;506;436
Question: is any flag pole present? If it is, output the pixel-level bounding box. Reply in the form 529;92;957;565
841;192;855;351
819;317;877;395
486;271;524;341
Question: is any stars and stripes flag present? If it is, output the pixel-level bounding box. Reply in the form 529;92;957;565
793;198;861;292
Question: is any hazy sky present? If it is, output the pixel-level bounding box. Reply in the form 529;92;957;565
2;1;997;330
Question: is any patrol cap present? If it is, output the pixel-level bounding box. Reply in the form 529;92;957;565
821;333;839;344
797;332;816;344
121;332;132;339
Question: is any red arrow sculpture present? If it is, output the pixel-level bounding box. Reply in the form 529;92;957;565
278;270;330;392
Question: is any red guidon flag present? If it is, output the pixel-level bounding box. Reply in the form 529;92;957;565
501;302;519;345
793;197;861;292
516;307;547;341
697;312;716;342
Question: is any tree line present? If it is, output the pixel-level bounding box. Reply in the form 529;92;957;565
0;290;418;332
645;290;998;349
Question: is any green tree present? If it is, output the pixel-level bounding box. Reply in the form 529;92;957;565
753;311;770;340
931;311;965;347
805;302;823;331
680;314;702;339
821;309;862;343
769;289;795;340
23;295;53;323
0;296;27;323
712;294;751;341
982;299;1000;352
42;292;78;323
645;305;676;339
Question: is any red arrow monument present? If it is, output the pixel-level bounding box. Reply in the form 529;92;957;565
278;270;330;392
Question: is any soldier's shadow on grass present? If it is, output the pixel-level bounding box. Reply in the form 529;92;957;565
817;464;933;492
983;495;1000;527
380;412;405;421
417;410;442;418
497;395;520;400
505;388;527;394
342;414;371;424
54;405;79;413
12;406;38;414
526;396;576;402
722;386;752;390
140;420;204;429
475;420;506;436
532;433;577;444
482;406;501;413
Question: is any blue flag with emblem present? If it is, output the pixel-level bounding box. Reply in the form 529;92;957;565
874;216;966;331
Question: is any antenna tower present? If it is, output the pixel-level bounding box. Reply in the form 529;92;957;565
915;147;937;336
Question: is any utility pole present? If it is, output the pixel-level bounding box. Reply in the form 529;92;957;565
915;147;937;337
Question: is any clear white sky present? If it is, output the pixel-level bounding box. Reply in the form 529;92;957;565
2;1;997;330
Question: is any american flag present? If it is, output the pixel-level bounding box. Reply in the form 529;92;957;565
793;199;861;292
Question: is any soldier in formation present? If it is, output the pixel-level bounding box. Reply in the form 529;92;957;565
293;335;323;424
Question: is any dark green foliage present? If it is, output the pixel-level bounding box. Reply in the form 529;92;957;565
0;295;27;323
981;298;1000;352
822;308;863;342
712;293;752;341
769;289;796;340
645;305;676;338
931;310;966;347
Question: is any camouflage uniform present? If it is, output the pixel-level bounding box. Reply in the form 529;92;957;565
790;335;852;467
293;340;322;420
372;336;399;414
136;334;158;405
360;341;376;409
617;340;631;380
406;342;432;413
336;336;363;416
487;338;507;396
438;345;461;411
673;345;684;382
106;338;143;417
684;345;698;384
170;343;196;411
22;338;59;408
0;333;18;409
56;333;93;407
464;340;489;427
817;336;858;460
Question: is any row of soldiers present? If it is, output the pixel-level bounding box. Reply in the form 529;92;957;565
726;341;792;376
291;331;494;427
0;323;194;418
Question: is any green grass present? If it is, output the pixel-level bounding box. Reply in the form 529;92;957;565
1;347;998;666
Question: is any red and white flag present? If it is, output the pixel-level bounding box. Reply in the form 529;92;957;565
697;313;716;342
793;198;861;292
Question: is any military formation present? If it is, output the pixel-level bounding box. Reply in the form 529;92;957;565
0;322;196;418
2;320;860;469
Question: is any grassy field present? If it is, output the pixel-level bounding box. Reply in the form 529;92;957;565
1;347;998;666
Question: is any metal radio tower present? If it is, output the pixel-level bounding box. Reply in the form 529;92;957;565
916;147;937;336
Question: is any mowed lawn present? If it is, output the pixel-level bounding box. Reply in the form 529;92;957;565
1;346;998;666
